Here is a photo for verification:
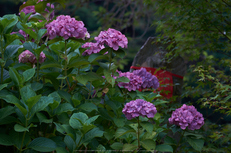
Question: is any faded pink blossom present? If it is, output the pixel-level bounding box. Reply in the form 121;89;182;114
19;50;46;64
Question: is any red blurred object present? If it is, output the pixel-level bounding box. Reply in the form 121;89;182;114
130;66;183;98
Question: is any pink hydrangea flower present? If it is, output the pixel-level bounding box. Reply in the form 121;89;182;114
133;68;159;89
122;99;157;120
117;71;143;91
11;30;32;43
19;50;46;64
95;28;128;50
169;104;204;130
46;15;88;40
82;42;105;56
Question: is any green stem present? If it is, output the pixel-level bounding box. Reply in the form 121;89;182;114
36;60;39;81
20;120;28;153
174;130;185;153
137;117;140;150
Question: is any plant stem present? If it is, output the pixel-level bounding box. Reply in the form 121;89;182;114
137;117;140;150
174;130;185;153
20;120;28;153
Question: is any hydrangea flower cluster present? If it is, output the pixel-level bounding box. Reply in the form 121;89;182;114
133;68;159;89
122;99;157;120
82;28;128;55
169;104;204;130
19;50;46;64
20;1;54;20
82;42;105;56
117;71;143;91
46;15;88;40
95;28;128;50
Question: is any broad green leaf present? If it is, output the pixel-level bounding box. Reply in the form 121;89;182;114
36;112;53;124
4;45;23;60
23;68;35;82
85;115;99;124
58;90;72;104
113;118;125;127
140;122;154;133
68;57;89;68
0;133;14;146
23;41;37;53
122;144;137;151
30;96;54;117
110;142;123;150
37;28;47;41
82;127;104;144
0;106;15;120
104;69;115;87
28;137;57;152
14;124;29;132
9;67;23;87
115;76;130;83
64;135;75;153
141;139;156;151
20;85;36;102
155;144;173;153
0;83;8;91
113;49;126;58
1;14;18;34
82;124;96;134
55;103;75;115
69;112;88;129
186;137;204;152
79;103;98;112
26;95;42;111
115;127;135;139
40;59;62;69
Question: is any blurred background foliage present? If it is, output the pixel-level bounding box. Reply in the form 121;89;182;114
1;0;231;150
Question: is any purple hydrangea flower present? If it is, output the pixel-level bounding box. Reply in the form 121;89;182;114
169;104;204;130
82;42;105;56
122;99;157;120
117;71;143;91
11;29;33;43
133;68;159;89
95;28;128;50
46;15;88;40
19;50;46;64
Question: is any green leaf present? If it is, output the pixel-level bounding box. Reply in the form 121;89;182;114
104;69;115;87
82;124;96;134
140;122;153;133
79;103;98;112
0;105;15;120
58;90;73;104
186;137;204;152
88;53;108;63
5;45;23;60
20;85;36;102
113;49;126;58
23;68;35;82
14;124;29;132
113;118;125;127
0;83;8;91
115;127;135;139
155;144;173;153
68;57;89;68
30;96;54;117
3;95;27;116
0;133;14;146
1;14;18;34
40;59;62;69
55;103;75;115
69;112;88;129
28;137;57;152
36;112;53;124
141;139;156;151
85;115;99;124
82;127;104;144
122;144;137;151
115;76;130;83
64;135;75;153
110;142;123;150
9;67;23;87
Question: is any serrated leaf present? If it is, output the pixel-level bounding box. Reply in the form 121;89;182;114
186;137;204;151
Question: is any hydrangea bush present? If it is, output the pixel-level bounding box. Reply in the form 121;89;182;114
0;0;206;152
